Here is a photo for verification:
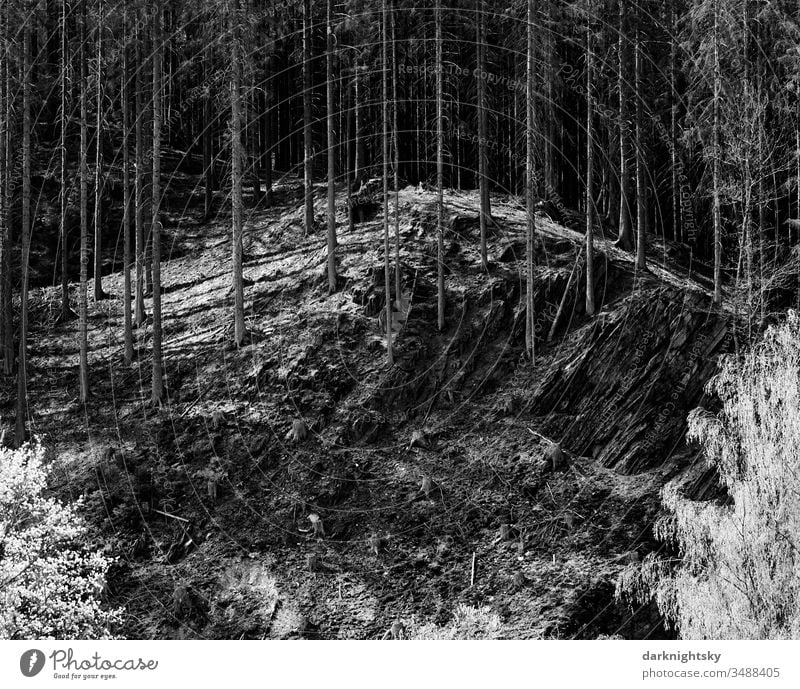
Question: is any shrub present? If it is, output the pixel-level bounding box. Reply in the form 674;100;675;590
0;440;121;639
618;311;800;639
406;604;504;640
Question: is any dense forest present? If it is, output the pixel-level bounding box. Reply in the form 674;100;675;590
2;0;800;641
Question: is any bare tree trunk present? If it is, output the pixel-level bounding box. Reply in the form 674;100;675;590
585;15;595;317
203;46;213;220
122;2;133;363
134;18;146;326
354;64;365;182
792;101;800;250
525;0;537;360
757;37;765;326
346;69;354;233
670;4;679;243
144;23;153;299
326;0;337;293
743;179;753;341
2;9;12;376
414;77;420;183
0;3;7;373
16;12;32;445
249;71;261;205
616;0;633;250
79;1;90;402
712;0;722;303
436;0;445;331
477;0;490;271
544;10;556;197
58;0;74;322
792;102;800;248
230;0;245;346
263;54;274;207
151;1;164;403
93;1;106;301
391;2;401;299
634;23;647;271
382;0;394;364
302;0;314;234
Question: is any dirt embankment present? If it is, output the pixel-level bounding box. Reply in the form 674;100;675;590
13;180;734;639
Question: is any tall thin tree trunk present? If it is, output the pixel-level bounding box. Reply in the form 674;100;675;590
263;54;274;207
670;4;679;243
382;0;394;364
302;0;314;233
122;3;133;364
16;12;32;445
249;70;261;204
346;69;354;233
757;46;765;325
616;0;633;250
151;1;164;403
203;47;213;220
414;78;420;183
134;19;146;326
795;106;799;253
743;179;753;340
0;2;8;374
93;1;106;301
326;0;337;293
392;2;401;299
634;22;647;271
230;0;245;346
144;23;153;299
354;64;365;182
525;0;536;359
544;11;556;197
79;1;90;402
1;85;9;376
436;0;445;331
58;0;74;322
712;0;722;303
585;16;595;317
477;0;490;271
509;75;515;192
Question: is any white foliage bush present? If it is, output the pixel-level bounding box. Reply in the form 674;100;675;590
407;604;503;640
619;311;800;639
0;440;120;639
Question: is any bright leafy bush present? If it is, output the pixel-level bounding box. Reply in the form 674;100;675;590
618;312;800;638
0;440;120;639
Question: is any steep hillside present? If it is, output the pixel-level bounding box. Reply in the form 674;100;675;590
7;175;735;639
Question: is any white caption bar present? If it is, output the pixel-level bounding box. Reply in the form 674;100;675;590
1;640;798;688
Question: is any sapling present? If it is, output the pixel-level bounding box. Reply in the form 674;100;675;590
369;533;386;556
421;476;434;499
410;429;429;449
546;442;568;472
308;513;325;539
390;620;405;639
382;619;405;639
287;419;308;443
172;585;191;618
211;409;226;429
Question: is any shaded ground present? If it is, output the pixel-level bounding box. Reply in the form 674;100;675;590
4;169;735;639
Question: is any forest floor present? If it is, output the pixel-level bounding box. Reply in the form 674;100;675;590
4;163;735;639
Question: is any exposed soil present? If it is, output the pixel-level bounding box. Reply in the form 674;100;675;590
3;168;736;639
